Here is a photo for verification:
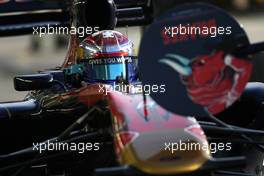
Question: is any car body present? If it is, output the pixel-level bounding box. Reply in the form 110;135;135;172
0;1;263;176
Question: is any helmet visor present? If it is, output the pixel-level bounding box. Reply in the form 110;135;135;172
80;56;138;82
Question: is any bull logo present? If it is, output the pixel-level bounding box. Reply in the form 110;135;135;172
159;51;252;114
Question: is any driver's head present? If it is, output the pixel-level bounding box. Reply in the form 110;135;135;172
79;30;138;84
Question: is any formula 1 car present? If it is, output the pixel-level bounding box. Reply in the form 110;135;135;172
0;1;264;176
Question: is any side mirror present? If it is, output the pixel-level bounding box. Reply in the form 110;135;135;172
14;74;53;91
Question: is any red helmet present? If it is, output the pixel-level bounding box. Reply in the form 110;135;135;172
79;30;138;84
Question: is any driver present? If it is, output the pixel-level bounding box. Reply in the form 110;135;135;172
78;30;139;85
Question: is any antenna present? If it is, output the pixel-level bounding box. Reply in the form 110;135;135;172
125;25;129;37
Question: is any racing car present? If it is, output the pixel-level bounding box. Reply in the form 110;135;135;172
0;1;264;176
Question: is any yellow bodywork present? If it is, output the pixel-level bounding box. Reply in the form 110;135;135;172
116;130;211;175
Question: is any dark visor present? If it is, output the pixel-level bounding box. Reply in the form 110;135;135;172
79;56;138;81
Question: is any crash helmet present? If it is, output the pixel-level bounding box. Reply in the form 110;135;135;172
79;30;138;84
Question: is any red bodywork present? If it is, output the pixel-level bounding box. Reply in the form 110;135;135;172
57;83;209;175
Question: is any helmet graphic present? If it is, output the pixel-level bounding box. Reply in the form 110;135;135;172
79;30;138;84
